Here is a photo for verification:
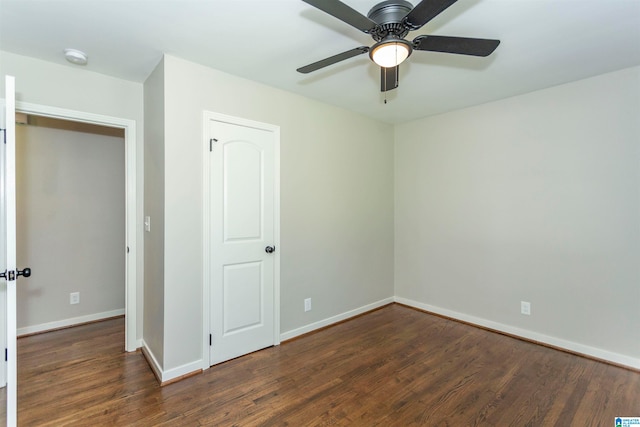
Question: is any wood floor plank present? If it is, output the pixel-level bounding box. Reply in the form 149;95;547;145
10;304;640;426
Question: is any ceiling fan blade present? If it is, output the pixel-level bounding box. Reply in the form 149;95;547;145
297;46;370;74
381;66;399;92
302;0;377;33
413;35;500;56
403;0;459;30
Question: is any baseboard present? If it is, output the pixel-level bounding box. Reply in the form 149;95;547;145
280;297;394;342
394;296;640;371
161;360;203;384
141;340;163;383
17;309;125;337
141;340;203;385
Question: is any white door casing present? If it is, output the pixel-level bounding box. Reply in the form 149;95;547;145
203;112;280;366
11;101;138;352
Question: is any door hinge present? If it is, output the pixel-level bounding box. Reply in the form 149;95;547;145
126;246;130;254
1;128;6;144
209;138;218;152
5;348;7;362
209;334;212;346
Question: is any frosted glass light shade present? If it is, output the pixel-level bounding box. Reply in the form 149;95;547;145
370;40;411;67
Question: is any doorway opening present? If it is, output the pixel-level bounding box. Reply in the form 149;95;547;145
16;114;126;337
13;101;138;352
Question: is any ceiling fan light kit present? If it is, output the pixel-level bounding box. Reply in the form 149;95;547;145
298;0;500;93
370;38;412;67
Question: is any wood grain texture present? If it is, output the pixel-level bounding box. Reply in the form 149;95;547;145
9;304;640;426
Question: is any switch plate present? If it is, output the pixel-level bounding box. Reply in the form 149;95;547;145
304;298;311;312
144;216;151;232
70;292;80;305
521;301;531;315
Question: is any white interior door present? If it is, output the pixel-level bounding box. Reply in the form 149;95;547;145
208;116;279;365
1;75;18;426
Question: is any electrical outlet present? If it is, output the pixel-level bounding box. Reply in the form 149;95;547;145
70;292;80;305
304;298;312;312
521;301;531;315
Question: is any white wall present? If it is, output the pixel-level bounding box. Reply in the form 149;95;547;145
145;55;395;374
16;123;125;332
394;66;640;366
0;51;144;342
143;59;165;367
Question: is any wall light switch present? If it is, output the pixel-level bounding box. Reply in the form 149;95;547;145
144;216;151;232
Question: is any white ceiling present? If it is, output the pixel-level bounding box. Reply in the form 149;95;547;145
1;0;639;124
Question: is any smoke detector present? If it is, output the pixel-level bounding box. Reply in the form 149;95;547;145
64;48;88;65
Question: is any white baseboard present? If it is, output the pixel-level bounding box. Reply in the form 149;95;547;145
141;339;203;384
394;296;640;371
17;309;125;337
141;340;163;382
162;359;203;383
280;297;394;342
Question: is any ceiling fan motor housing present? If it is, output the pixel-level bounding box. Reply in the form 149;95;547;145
367;0;413;41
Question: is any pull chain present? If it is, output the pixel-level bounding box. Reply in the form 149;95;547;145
383;67;387;104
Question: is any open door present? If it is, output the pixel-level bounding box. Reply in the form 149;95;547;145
1;74;28;427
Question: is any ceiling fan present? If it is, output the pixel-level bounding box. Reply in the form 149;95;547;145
297;0;500;92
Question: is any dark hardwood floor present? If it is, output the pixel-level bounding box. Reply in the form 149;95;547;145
11;304;640;426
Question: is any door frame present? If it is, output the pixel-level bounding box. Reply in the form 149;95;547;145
201;111;280;369
14;100;138;352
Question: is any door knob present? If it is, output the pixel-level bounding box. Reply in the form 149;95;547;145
265;246;275;254
0;267;31;281
17;267;31;278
